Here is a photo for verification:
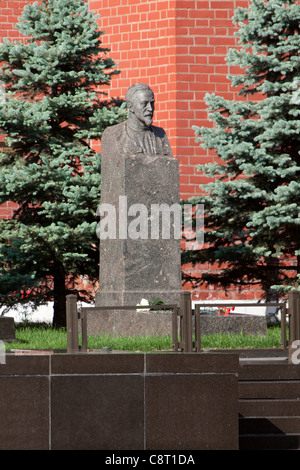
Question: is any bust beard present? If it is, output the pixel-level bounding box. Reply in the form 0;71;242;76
123;120;172;158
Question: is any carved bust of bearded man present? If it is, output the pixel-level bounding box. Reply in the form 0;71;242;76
101;83;173;163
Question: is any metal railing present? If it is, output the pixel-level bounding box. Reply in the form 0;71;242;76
289;290;300;344
66;290;300;353
195;301;288;349
66;294;180;353
66;294;87;353
172;291;201;352
66;291;200;353
192;290;300;350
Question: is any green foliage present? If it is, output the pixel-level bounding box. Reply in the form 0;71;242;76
4;323;283;351
0;0;127;325
184;0;300;297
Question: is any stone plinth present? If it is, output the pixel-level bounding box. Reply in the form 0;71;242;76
81;310;267;338
200;315;267;336
82;307;174;337
0;352;239;450
0;317;15;341
95;124;182;308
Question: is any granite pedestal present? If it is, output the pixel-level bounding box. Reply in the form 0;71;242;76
0;317;15;341
0;352;239;450
96;127;182;309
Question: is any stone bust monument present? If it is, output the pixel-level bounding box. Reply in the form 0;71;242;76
96;82;181;310
101;83;173;162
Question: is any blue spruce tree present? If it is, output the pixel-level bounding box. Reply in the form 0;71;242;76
184;0;300;299
0;0;126;326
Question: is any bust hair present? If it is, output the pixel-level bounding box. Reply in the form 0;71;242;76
125;83;153;106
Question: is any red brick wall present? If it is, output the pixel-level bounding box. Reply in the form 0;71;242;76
0;0;249;209
90;0;263;300
0;0;265;300
91;0;250;199
0;1;28;221
0;1;27;40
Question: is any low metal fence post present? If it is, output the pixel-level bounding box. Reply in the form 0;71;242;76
172;305;179;352
194;304;201;352
289;290;300;343
180;291;193;352
79;308;88;352
281;302;288;349
66;294;79;353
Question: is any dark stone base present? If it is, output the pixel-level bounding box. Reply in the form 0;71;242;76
0;352;239;450
200;315;267;336
82;307;173;336
81;308;267;337
0;317;15;341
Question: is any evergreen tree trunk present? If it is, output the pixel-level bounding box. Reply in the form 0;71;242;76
265;257;279;301
53;261;67;328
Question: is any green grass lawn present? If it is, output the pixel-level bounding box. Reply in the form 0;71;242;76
4;322;284;352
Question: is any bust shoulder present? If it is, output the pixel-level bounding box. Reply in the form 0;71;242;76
102;121;127;140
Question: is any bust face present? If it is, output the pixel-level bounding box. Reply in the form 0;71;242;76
128;89;155;128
